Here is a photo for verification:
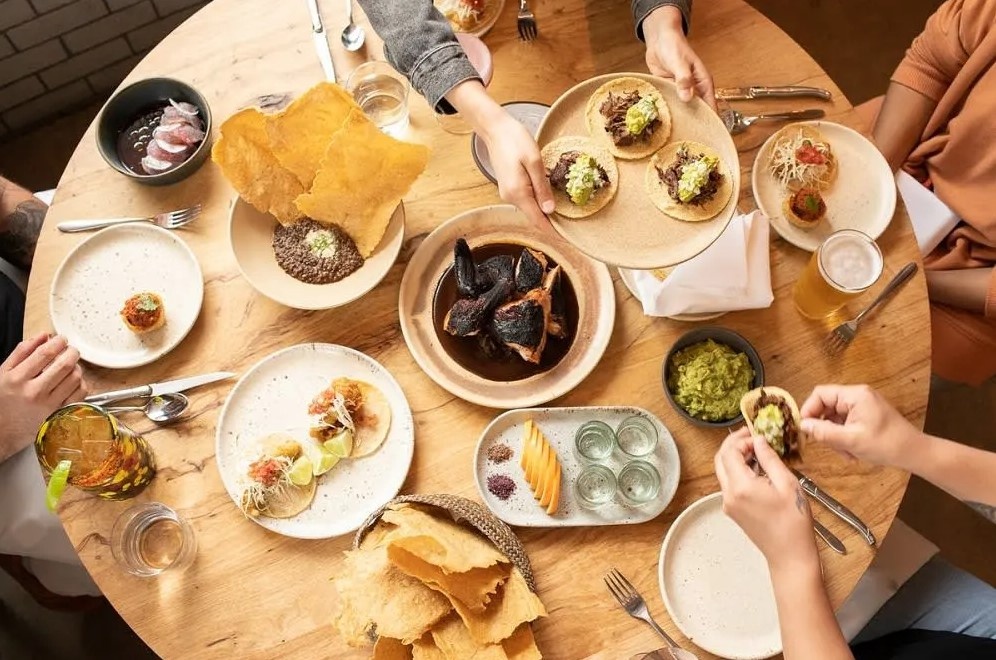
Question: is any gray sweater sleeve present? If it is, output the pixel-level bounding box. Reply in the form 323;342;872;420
631;0;692;41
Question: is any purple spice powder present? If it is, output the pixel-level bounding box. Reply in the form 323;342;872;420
487;474;516;500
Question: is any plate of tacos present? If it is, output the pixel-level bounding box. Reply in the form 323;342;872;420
536;73;740;270
215;343;414;539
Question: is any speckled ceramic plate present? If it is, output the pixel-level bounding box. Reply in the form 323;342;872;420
659;492;782;659
398;204;615;409
228;198;404;310
536;73;740;269
752;121;896;252
473;407;680;527
49;223;203;369
616;267;725;322
215;343;414;539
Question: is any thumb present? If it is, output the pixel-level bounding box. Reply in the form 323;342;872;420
525;155;555;215
801;418;854;451
751;434;796;491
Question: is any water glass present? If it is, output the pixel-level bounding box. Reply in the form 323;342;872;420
793;229;884;319
615;415;658;458
618;461;661;505
574;464;617;509
345;61;410;137
111;503;196;577
574;421;615;461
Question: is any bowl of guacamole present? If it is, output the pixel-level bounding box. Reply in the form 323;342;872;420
661;328;764;427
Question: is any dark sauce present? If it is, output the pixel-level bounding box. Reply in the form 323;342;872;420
116;105;166;175
432;242;579;382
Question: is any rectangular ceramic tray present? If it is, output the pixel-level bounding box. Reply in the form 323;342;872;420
473;406;680;527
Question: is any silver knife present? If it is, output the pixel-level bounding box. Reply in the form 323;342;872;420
306;0;336;82
813;519;846;554
716;86;832;101
84;372;236;407
792;468;877;546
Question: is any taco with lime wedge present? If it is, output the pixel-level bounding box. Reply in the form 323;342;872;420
585;77;672;159
238;433;317;518
541;136;619;219
740;387;804;459
308;377;392;458
646;140;733;222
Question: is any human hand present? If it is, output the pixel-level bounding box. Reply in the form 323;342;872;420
642;6;716;110
0;333;87;461
800;384;922;469
480;110;555;228
715;428;818;573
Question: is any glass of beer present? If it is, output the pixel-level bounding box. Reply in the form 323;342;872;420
36;403;156;501
346;60;411;137
793;229;884;319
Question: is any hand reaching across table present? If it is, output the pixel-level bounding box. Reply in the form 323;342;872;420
640;4;716;110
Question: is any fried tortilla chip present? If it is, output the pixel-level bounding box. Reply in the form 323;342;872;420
450;569;547;645
501;624;541;660
412;634;449;660
381;505;509;573
430;615;508;660
294;109;429;257
373;636;413;660
266;82;357;188
333;545;452;646
360;520;399;549
388;540;510;612
211;108;305;225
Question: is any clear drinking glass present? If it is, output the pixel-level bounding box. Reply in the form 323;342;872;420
574;464;617;509
111;502;196;577
574;421;616;461
615;415;658;458
793;229;884;319
435;32;494;134
618;461;661;505
345;60;411;137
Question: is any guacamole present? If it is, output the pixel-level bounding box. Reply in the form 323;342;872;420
677;155;720;203
667;339;755;422
625;94;660;136
753;404;785;455
566;154;605;206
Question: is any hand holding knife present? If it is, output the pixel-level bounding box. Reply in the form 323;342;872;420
84;372;235;407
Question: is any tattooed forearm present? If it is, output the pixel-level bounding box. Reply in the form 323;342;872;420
796;486;810;515
968;502;996;525
0;198;46;270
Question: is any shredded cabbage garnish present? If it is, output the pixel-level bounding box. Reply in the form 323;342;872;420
768;129;835;190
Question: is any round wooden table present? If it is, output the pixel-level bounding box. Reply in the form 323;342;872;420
24;0;930;657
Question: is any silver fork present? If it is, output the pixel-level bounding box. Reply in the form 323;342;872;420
605;568;692;659
823;262;918;356
517;0;537;41
57;205;202;233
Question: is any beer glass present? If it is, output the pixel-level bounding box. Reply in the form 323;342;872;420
793;229;883;319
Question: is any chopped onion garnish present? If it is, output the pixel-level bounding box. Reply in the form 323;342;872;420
169;98;200;117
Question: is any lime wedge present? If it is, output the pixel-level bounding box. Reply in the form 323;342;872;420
313;448;340;476
46;460;72;512
323;429;354;458
288;456;314;486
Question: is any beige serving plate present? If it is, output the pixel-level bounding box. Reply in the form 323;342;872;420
228;198;404;310
536;72;740;270
398;204;615;409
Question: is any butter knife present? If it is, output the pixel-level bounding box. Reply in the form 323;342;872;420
306;0;336;82
813;519;846;554
84;372;235;407
716;85;832;101
792;468;876;546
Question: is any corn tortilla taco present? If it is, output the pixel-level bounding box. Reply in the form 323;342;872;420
240;433;317;518
541;136;619;219
352;381;392;457
584;77;672;160
740;386;804;459
645;140;734;222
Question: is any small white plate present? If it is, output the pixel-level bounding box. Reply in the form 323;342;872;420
215;343;414;539
49;223;203;369
752;121;897;252
474;407;680;527
435;0;505;37
659;492;782;659
617;268;725;323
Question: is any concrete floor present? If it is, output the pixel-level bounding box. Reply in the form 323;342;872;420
4;1;992;658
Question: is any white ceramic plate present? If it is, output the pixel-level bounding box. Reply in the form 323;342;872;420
752;121;896;252
49;223;203;369
228;198;404;310
215;343;414;539
659;492;782;659
617;268;725;323
474;407;680;527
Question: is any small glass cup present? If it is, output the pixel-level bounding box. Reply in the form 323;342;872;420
35;403;156;500
618;461;661;505
435;32;494;135
111;502;196;577
574;464;617;509
615;415;658;458
574;421;616;461
345;60;411;137
793;229;884;319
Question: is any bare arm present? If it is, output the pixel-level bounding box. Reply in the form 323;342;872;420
871;82;937;173
771;562;854;660
925;267;994;313
903;433;996;521
0;176;46;271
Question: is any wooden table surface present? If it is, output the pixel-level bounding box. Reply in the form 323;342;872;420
23;0;931;658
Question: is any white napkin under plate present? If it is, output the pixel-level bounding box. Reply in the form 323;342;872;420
896;170;961;256
627;211;774;317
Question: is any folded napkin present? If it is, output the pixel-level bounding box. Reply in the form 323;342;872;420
627;211;774;317
896;170;961;256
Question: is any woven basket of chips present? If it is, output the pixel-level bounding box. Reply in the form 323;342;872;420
354;493;537;592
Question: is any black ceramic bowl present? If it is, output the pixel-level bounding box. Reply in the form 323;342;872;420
96;77;212;186
661;326;765;428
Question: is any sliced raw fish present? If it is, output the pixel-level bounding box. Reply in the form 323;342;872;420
171;124;205;145
141;154;174;174
147;139;189;163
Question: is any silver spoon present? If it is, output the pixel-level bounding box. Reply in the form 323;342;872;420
106;392;189;423
340;0;365;51
721;108;825;134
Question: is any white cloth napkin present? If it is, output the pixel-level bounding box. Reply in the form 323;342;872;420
896;171;961;256
627;211;774;317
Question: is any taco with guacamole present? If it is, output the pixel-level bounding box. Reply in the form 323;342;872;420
238;434;317;518
585;77;672;159
541;136;619;219
645;140;733;222
308;377;392;458
740;387;804;459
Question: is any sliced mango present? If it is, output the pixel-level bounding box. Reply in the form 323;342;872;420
519;419;562;516
546;463;561;514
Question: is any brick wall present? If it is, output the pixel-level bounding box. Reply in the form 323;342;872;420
0;0;210;140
